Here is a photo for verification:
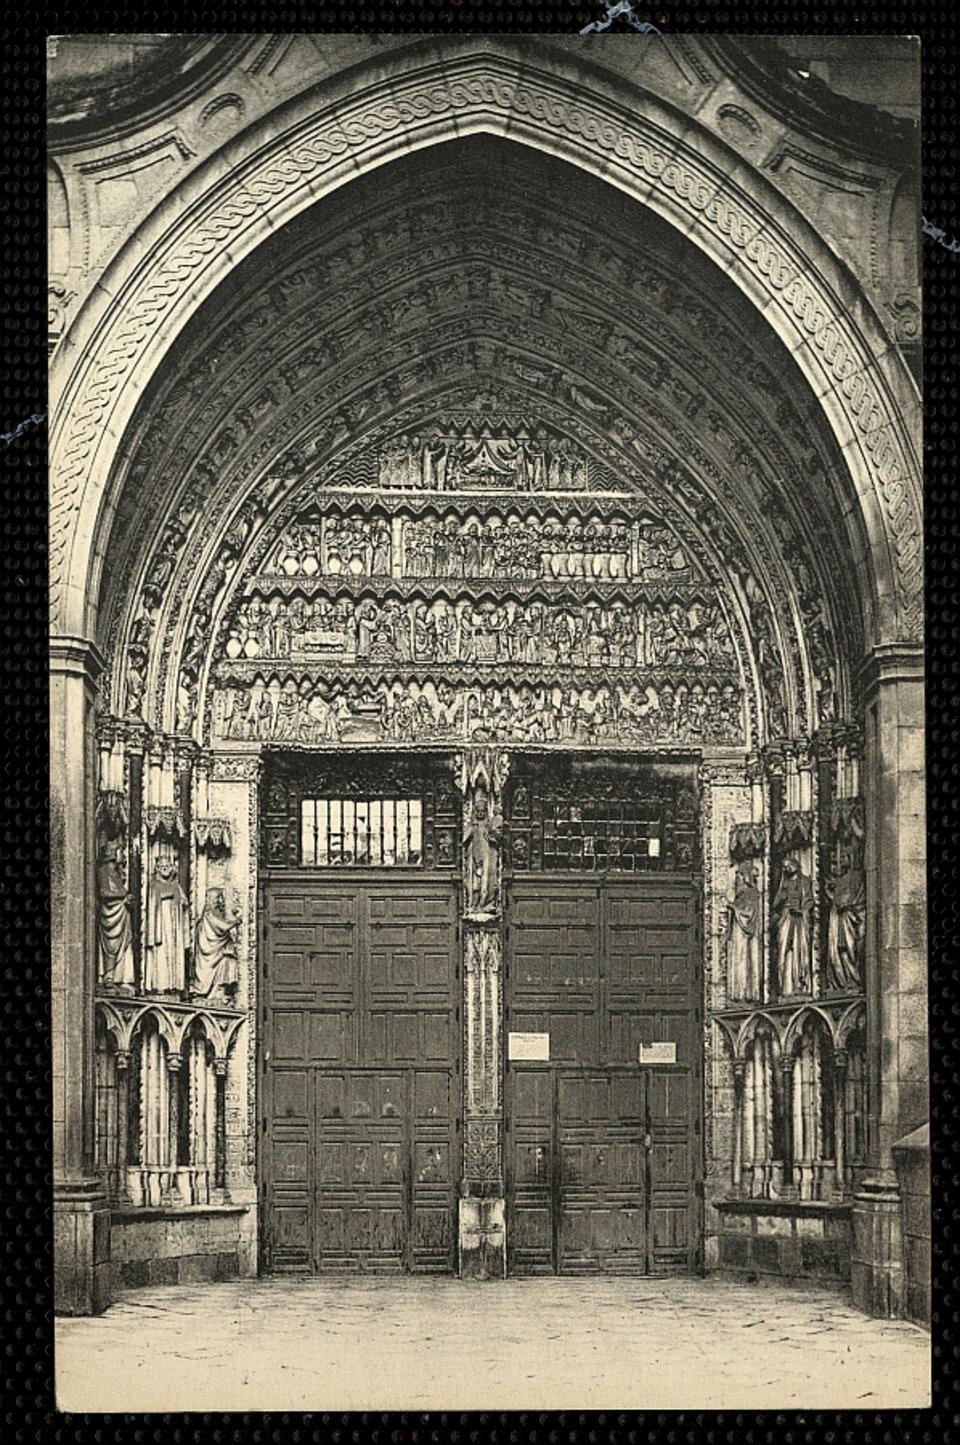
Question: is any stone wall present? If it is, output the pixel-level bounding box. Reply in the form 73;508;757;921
893;1126;930;1326
110;1204;256;1293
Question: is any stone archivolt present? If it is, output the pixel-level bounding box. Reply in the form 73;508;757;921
91;146;861;756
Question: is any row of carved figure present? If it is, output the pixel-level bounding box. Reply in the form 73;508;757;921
224;594;736;670
266;513;692;582
217;677;744;746
97;844;241;1000
725;851;865;1001
377;434;588;493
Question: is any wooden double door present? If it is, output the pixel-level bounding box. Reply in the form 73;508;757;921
261;873;459;1273
505;876;701;1275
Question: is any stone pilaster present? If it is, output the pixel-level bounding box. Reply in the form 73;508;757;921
851;642;925;1317
455;748;509;1279
51;635;112;1313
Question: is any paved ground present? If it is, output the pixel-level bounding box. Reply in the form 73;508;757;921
56;1275;930;1413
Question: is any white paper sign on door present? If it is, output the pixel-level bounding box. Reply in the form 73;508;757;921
639;1041;677;1064
509;1032;550;1061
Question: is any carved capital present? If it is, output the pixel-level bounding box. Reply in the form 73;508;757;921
211;751;263;783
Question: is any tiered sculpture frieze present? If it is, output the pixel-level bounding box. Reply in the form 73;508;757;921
208;483;744;751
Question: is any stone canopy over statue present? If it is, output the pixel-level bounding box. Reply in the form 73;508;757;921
191;886;241;999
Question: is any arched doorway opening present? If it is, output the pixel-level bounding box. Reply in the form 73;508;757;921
50;51;922;1314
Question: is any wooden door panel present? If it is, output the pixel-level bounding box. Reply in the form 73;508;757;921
264;876;459;1276
506;876;700;1277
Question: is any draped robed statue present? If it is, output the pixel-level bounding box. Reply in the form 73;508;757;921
191;886;241;999
773;856;814;997
725;859;761;1001
824;849;866;992
96;839;136;989
144;856;190;993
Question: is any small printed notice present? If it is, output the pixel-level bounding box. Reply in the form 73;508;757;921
639;1041;677;1065
509;1032;550;1061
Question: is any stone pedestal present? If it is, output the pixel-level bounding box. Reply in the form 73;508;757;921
54;1180;112;1314
458;1196;506;1280
851;1173;905;1318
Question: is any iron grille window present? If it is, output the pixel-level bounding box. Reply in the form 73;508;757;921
541;798;662;871
505;758;698;872
300;797;424;866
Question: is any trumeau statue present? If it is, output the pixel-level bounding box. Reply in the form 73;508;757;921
773;856;815;997
824;848;866;992
462;786;502;919
144;857;190;993
725;859;761;1001
191;886;241;999
96;840;136;990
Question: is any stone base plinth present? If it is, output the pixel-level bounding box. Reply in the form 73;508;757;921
851;1178;905;1318
458;1196;506;1280
54;1182;112;1315
110;1204;256;1294
714;1198;852;1283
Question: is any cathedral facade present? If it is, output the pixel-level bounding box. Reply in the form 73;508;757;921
48;34;926;1320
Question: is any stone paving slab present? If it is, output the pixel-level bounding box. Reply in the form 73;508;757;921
56;1276;931;1413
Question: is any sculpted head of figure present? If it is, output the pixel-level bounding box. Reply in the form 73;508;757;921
206;886;226;914
155;856;179;881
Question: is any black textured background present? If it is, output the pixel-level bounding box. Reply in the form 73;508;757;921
5;1;957;1435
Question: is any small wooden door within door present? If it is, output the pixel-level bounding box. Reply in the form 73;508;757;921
262;873;459;1274
508;1065;649;1274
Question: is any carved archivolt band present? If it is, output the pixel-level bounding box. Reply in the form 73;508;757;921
50;46;921;645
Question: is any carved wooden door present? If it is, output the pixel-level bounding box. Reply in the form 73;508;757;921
261;874;459;1274
505;876;700;1275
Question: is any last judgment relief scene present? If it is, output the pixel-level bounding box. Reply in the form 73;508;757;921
49;35;926;1400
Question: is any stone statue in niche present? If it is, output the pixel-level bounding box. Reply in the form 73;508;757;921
824;847;866;992
463;786;502;919
96;840;136;990
191;886;241;999
144;856;190;993
773;856;814;997
725;859;762;1001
